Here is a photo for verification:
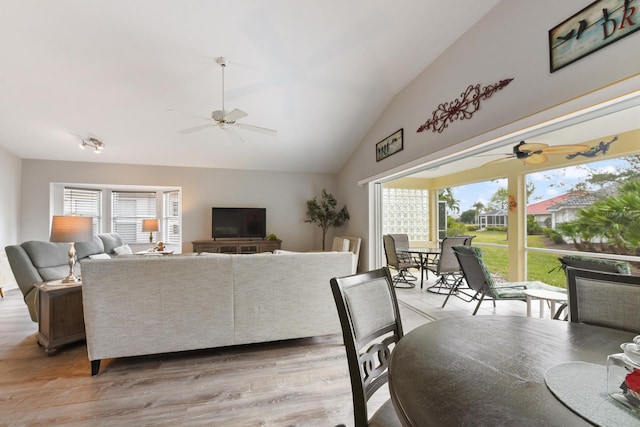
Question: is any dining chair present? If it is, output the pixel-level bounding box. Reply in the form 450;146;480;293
552;254;631;319
566;267;640;332
330;267;404;427
425;235;474;301
453;245;565;315
382;235;420;288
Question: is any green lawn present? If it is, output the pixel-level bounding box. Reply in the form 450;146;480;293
470;231;566;288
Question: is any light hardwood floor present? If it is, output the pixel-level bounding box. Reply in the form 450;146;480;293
0;275;535;426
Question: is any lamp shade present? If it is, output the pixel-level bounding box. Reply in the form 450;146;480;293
142;218;159;232
49;215;94;243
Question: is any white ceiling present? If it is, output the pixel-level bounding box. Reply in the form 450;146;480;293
0;0;502;174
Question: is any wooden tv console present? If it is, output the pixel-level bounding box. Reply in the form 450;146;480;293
192;239;282;254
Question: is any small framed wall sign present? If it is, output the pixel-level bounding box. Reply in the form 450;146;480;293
376;129;403;162
549;0;640;72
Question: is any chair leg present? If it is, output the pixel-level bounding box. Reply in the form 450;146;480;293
472;294;485;315
0;287;4;298
441;284;456;308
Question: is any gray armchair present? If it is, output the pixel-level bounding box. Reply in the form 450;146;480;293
5;233;123;321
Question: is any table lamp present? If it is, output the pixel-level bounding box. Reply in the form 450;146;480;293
142;218;159;246
49;215;93;283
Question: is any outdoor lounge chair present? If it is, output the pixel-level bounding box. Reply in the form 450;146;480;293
453;245;566;315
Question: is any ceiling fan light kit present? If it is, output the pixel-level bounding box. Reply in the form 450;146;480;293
177;56;277;143
79;136;105;154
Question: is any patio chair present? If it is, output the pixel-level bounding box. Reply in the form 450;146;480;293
383;235;420;288
453;245;565;315
566;267;640;332
330;267;403;427
423;235;474;299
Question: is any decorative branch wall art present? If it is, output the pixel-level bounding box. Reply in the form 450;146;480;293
416;78;514;134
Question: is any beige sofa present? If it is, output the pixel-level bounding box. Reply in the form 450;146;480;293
81;251;354;375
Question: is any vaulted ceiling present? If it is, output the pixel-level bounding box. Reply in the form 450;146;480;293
0;1;502;174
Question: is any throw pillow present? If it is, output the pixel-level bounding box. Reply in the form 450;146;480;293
113;244;133;255
88;253;111;260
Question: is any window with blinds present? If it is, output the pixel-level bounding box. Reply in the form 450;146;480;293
163;190;181;244
63;187;102;234
112;191;157;243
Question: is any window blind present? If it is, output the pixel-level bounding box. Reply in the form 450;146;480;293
112;191;157;243
163;190;181;244
63;187;102;234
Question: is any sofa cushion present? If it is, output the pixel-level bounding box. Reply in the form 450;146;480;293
99;233;124;254
76;236;105;259
88;253;111;260
113;244;133;255
22;241;69;268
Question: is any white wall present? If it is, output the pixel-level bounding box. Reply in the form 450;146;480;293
20;160;338;253
0;146;22;290
337;0;640;270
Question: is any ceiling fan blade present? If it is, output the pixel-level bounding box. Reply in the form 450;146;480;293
519;142;548;152
482;156;515;166
236;123;278;135
542;144;589;154
179;123;217;134
224;128;246;144
224;108;248;122
524;153;548;165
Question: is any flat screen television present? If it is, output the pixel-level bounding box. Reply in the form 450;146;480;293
212;207;266;239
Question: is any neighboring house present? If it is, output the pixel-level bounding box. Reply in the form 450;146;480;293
547;186;620;226
526;192;585;228
478;209;508;229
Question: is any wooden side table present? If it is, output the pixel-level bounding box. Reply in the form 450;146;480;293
36;280;85;354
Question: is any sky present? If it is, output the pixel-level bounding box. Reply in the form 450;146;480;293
450;157;626;213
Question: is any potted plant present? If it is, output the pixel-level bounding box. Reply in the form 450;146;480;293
305;189;349;250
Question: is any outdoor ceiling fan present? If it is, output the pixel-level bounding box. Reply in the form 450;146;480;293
177;57;277;143
483;141;590;166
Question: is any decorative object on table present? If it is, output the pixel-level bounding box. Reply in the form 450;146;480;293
483;140;590;166
549;1;640;73
142;218;159;248
304;189;349;251
375;128;403;161
566;135;618;160
78;135;105;153
265;233;279;241
156;241;165;252
608;335;640;411
416;78;513;134
49;215;93;283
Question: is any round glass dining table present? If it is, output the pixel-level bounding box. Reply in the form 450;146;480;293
389;316;637;426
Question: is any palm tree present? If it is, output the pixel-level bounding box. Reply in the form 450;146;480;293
472;201;485;225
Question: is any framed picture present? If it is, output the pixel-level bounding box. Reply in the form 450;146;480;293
549;0;640;72
376;129;403;162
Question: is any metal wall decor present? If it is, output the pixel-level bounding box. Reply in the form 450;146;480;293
416;78;514;134
376;129;403;161
566;135;618;159
549;0;639;73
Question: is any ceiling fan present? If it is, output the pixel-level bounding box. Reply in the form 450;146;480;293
178;57;277;143
483;141;590;166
